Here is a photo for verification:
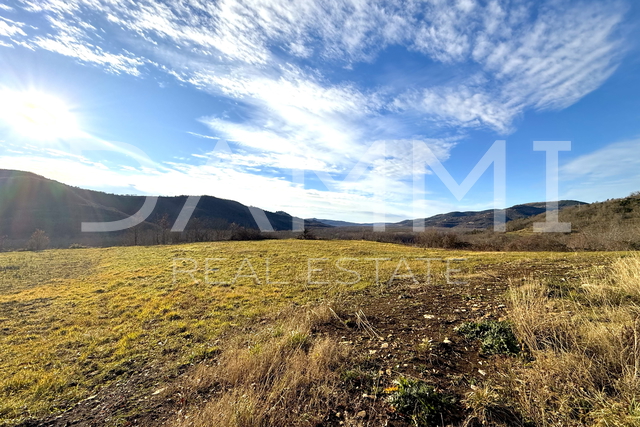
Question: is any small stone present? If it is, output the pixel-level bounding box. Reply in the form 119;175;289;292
423;314;435;319
357;410;366;418
478;369;487;376
442;338;452;345
369;349;377;355
381;342;389;349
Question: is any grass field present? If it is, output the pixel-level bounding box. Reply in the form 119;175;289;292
0;240;627;425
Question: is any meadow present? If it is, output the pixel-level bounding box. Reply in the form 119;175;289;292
0;240;632;426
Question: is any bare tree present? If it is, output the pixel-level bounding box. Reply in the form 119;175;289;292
156;213;171;245
27;229;50;251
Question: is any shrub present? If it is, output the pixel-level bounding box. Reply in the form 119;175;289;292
417;229;465;249
68;243;87;249
504;234;567;252
297;228;317;240
27;229;50;251
229;226;265;241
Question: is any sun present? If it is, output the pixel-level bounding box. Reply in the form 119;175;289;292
0;89;79;140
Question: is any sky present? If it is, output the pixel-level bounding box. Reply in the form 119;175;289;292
0;0;639;223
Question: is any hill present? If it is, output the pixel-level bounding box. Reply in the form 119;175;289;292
0;169;324;240
394;201;586;229
310;218;373;227
506;193;640;250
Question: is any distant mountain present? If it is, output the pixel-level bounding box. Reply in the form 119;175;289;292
0;169;586;242
310;219;373;227
0;169;324;239
393;201;586;229
311;201;586;230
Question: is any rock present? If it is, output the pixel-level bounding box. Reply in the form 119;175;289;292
423;314;435;319
357;410;366;418
381;342;389;349
442;337;452;345
478;369;487;376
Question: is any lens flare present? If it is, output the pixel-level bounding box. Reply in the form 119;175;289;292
0;89;79;140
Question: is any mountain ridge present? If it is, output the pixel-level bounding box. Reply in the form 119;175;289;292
310;200;585;229
0;169;585;240
0;169;328;239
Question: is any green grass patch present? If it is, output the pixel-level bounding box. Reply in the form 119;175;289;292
387;377;455;426
457;320;520;355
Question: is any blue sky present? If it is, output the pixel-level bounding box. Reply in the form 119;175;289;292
0;0;639;222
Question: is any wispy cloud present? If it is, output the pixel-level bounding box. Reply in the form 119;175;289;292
3;0;627;134
395;1;627;132
0;15;26;38
561;139;640;201
0;0;633;217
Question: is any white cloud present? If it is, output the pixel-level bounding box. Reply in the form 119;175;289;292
396;1;626;132
561;139;640;201
0;144;462;222
6;0;627;134
0;0;633;217
0;16;26;39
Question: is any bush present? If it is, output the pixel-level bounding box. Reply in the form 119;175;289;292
417;229;465;249
504;234;567;252
229;226;265;241
297;228;317;240
68;243;87;249
27;229;50;251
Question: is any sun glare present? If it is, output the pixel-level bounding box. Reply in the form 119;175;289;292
0;89;79;140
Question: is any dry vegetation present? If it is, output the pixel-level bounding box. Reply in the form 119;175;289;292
1;239;637;426
0;240;489;425
170;304;350;427
506;193;640;251
468;255;640;426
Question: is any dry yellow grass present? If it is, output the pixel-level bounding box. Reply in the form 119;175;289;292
0;239;493;424
171;304;349;427
504;255;640;426
0;240;622;425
